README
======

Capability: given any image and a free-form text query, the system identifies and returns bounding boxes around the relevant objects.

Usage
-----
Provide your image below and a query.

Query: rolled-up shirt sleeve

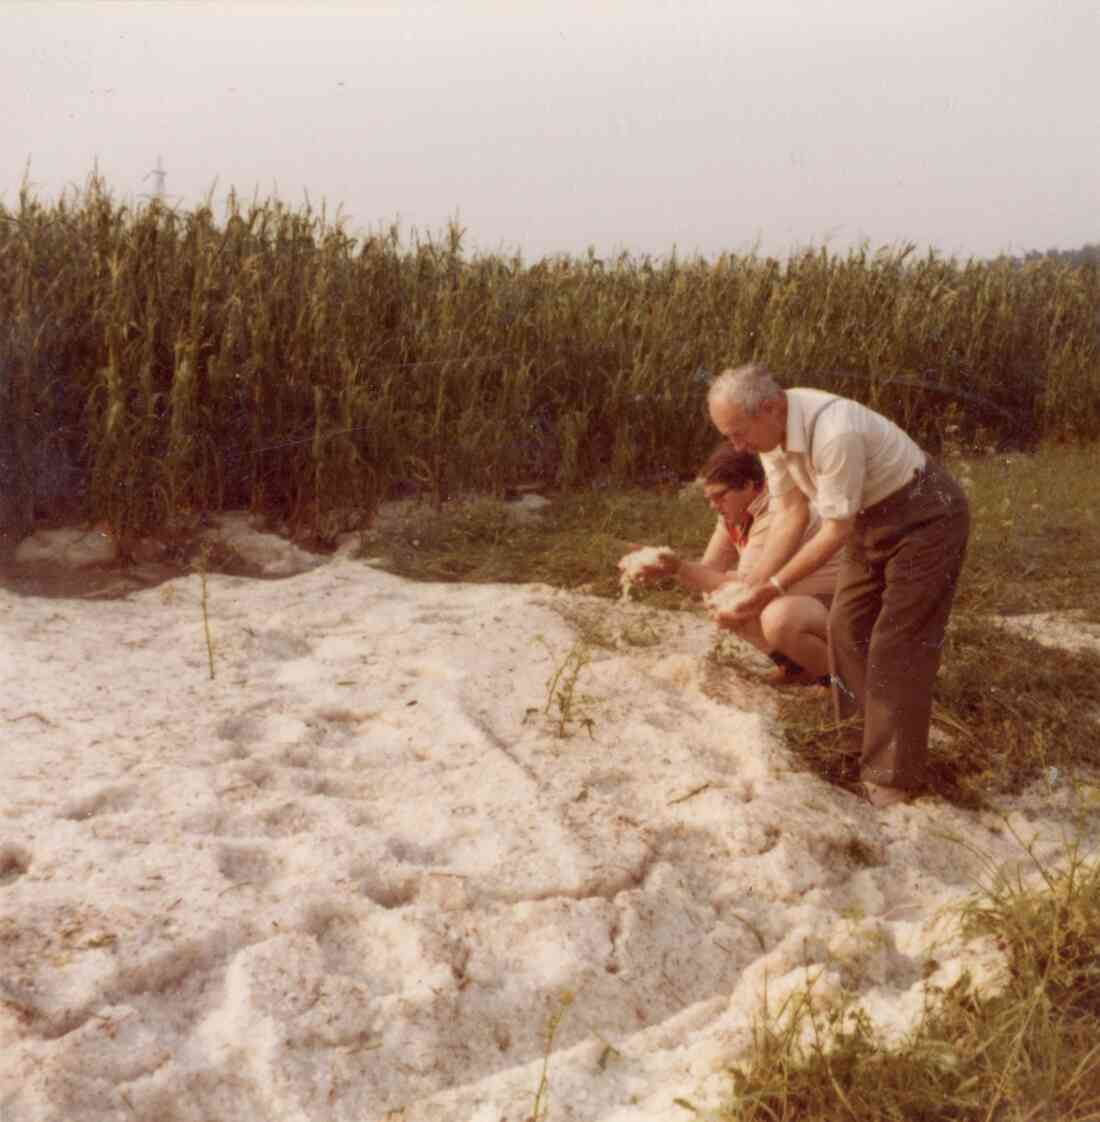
[812,433,865,519]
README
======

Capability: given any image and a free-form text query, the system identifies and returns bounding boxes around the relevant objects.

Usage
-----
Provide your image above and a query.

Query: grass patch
[949,445,1100,619]
[707,843,1100,1122]
[777,614,1100,808]
[930,617,1100,799]
[361,486,714,604]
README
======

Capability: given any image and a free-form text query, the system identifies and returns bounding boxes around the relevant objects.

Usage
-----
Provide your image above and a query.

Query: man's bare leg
[759,596,830,681]
[727,597,830,685]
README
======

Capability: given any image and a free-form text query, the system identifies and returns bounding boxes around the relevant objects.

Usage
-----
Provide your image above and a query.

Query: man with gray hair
[707,363,969,808]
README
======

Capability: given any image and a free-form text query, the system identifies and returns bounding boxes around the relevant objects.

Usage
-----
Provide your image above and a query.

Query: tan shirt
[725,490,840,599]
[760,389,926,520]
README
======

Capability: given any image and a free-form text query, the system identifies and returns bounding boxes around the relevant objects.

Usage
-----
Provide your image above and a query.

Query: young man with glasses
[627,443,840,687]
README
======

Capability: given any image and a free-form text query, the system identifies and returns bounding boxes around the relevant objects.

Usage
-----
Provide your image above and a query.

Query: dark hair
[699,443,765,490]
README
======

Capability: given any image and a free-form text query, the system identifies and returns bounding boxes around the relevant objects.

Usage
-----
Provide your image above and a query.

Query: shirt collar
[782,390,810,454]
[780,389,837,455]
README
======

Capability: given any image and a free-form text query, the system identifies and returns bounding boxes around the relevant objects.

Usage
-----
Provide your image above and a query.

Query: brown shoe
[764,665,829,688]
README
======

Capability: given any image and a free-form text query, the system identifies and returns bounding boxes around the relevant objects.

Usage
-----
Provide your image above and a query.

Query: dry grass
[948,446,1100,619]
[359,487,712,604]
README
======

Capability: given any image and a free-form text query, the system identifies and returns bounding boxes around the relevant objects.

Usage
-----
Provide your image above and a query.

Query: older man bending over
[707,364,969,808]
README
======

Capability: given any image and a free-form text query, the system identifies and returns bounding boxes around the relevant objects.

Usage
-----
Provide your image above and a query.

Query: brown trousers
[828,459,970,790]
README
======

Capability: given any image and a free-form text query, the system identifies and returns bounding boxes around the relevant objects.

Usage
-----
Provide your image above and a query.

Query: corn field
[2,176,1098,542]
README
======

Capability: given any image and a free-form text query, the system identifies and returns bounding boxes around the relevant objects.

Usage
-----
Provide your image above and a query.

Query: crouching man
[628,444,839,686]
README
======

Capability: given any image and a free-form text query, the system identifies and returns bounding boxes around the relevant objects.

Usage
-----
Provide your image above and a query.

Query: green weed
[543,641,594,740]
[530,991,575,1122]
[195,543,216,681]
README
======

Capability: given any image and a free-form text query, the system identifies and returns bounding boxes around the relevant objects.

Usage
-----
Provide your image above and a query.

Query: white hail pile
[618,546,675,601]
[5,520,1100,1122]
[705,579,754,616]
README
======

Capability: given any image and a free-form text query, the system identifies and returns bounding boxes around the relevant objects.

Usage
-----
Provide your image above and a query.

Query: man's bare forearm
[745,503,809,588]
[760,519,851,591]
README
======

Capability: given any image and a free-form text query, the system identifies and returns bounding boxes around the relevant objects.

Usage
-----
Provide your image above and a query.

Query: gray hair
[708,364,783,416]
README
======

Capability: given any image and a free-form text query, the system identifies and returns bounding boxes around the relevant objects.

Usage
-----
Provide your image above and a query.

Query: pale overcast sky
[4,0,1097,261]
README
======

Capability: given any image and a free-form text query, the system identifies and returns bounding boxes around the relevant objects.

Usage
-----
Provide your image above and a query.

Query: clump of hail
[618,547,675,602]
[705,579,755,617]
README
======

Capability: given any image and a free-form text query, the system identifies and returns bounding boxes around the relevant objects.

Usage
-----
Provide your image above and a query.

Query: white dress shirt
[760,389,926,520]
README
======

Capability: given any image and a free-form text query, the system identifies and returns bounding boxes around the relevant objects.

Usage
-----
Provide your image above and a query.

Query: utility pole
[142,155,167,201]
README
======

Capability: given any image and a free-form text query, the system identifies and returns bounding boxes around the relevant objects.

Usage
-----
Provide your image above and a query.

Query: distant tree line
[1012,242,1100,268]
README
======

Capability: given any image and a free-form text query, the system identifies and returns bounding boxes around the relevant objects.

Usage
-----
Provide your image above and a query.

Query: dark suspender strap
[805,396,844,465]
